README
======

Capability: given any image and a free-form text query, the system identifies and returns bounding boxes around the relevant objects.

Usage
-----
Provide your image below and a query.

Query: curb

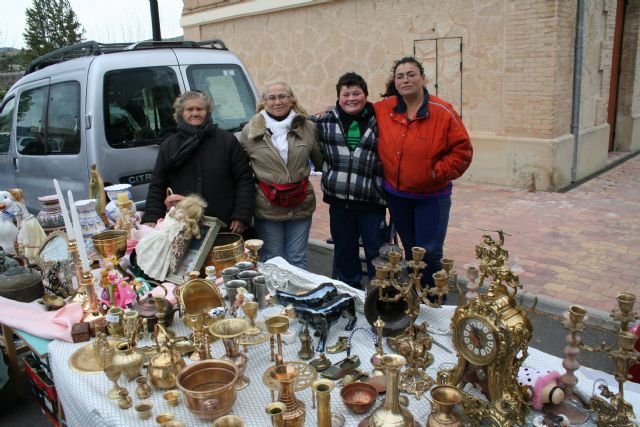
[308,239,618,331]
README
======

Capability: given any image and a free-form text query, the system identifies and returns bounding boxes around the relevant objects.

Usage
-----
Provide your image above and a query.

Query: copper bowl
[340,381,377,414]
[176,359,238,420]
[205,233,245,277]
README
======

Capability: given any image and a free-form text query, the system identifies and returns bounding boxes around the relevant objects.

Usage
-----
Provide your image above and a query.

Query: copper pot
[176,359,238,420]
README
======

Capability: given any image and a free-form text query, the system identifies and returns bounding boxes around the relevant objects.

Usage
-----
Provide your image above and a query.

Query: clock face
[454,316,498,366]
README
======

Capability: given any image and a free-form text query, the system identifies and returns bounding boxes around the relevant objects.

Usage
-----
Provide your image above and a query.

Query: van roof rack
[26,39,228,74]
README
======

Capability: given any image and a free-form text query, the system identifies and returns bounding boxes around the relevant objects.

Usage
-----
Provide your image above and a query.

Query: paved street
[309,152,640,319]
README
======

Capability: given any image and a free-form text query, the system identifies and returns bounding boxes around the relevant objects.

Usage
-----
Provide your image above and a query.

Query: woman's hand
[229,219,247,234]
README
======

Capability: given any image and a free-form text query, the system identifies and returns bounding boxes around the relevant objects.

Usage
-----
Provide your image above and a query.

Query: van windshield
[104,67,180,148]
[186,64,256,132]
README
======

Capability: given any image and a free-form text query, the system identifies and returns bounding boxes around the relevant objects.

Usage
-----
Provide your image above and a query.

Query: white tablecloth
[48,258,640,426]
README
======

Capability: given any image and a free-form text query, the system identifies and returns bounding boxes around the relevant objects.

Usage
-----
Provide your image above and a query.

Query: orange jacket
[374,92,472,193]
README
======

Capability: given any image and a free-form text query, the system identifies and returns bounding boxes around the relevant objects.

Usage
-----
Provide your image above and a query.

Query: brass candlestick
[371,317,386,376]
[244,239,264,268]
[67,238,81,297]
[465,265,480,303]
[560,305,587,402]
[80,270,99,319]
[266,315,289,365]
[184,312,211,361]
[611,292,638,332]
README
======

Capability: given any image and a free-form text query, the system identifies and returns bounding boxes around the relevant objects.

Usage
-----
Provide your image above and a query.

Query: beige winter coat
[239,112,323,221]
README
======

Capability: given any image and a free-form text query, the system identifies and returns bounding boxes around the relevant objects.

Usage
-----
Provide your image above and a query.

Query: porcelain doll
[135,195,206,281]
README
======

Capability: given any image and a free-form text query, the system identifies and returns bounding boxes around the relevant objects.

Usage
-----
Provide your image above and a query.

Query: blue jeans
[386,193,451,288]
[254,217,312,270]
[329,205,386,289]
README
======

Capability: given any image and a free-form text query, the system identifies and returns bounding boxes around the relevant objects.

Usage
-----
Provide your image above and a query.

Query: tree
[23,0,85,60]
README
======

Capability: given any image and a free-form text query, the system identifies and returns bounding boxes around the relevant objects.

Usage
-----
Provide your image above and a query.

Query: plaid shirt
[314,106,386,210]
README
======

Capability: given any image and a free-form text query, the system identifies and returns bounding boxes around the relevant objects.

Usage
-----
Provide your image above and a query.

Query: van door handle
[12,157,18,171]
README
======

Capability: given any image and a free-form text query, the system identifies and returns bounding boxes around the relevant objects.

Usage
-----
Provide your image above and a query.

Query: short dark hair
[336,72,368,98]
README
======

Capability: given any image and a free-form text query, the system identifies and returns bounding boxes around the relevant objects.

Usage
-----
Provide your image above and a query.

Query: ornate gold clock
[438,232,533,427]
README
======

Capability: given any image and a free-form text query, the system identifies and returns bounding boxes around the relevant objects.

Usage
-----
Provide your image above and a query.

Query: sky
[0,0,185,49]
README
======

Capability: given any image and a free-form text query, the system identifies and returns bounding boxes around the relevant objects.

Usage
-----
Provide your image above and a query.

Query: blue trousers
[329,205,386,289]
[254,217,312,270]
[386,193,451,288]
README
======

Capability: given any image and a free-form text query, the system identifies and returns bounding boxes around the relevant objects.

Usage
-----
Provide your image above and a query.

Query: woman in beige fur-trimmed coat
[239,82,323,269]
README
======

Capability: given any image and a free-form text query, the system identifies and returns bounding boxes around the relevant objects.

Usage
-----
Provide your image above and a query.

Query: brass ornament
[438,232,532,427]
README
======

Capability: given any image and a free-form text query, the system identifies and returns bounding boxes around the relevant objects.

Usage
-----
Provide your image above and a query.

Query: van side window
[187,65,256,132]
[17,86,48,156]
[47,82,81,155]
[0,97,15,154]
[104,67,180,148]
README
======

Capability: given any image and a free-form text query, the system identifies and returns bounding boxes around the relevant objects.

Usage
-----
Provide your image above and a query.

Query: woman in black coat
[142,91,254,234]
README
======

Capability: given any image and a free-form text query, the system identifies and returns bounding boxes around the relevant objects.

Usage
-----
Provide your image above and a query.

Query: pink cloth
[0,296,83,342]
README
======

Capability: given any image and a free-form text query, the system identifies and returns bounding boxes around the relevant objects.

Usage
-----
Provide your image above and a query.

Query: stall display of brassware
[36,194,640,427]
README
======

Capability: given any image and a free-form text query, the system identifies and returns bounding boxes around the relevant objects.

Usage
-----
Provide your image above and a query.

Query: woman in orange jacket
[374,56,472,290]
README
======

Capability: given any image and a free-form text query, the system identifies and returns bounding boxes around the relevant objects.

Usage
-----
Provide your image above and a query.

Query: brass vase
[111,341,144,381]
[426,385,463,427]
[369,354,414,427]
[269,364,306,427]
[210,318,250,390]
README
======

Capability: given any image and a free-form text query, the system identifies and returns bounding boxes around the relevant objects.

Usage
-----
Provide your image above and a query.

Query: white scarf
[261,109,295,164]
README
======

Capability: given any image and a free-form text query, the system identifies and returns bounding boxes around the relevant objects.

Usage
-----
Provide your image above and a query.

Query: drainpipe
[571,0,585,182]
[149,0,162,41]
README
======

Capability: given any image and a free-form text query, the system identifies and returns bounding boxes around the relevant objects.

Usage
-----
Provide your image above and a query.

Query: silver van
[0,40,258,210]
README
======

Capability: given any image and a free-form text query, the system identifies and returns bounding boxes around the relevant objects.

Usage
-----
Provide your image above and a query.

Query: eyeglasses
[265,94,290,102]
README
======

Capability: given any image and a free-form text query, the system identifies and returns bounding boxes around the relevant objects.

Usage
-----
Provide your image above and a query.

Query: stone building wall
[181,0,620,190]
[616,0,640,151]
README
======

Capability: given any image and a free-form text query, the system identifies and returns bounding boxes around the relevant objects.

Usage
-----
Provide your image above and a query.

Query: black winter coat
[142,128,254,227]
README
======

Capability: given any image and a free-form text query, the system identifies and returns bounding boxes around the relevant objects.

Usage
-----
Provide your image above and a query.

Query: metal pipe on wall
[571,0,585,183]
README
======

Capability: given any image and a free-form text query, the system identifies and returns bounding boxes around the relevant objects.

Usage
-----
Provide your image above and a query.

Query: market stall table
[48,259,640,426]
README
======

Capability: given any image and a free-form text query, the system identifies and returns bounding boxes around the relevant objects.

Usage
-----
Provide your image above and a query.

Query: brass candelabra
[589,293,640,427]
[370,246,457,398]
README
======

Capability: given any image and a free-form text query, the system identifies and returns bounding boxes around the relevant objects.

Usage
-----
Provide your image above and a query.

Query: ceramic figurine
[8,189,46,260]
[114,193,137,239]
[0,190,19,254]
[104,183,134,223]
[89,164,108,226]
[134,195,206,281]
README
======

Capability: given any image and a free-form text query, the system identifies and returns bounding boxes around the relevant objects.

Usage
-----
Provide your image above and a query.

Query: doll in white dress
[135,195,206,281]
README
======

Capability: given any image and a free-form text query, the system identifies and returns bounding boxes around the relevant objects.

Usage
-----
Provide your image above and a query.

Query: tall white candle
[67,190,90,271]
[53,179,74,238]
